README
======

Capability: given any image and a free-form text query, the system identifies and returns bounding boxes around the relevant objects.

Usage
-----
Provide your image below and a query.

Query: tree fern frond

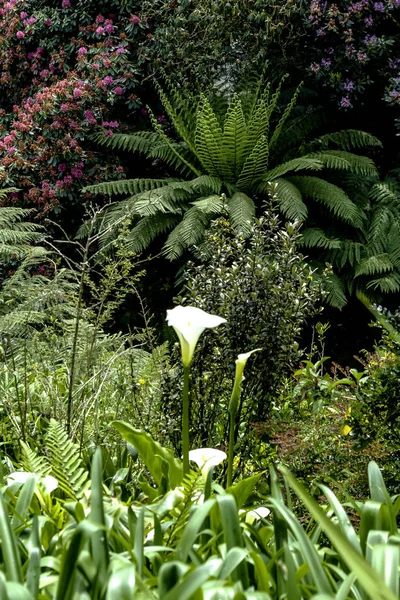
[124,214,181,254]
[369,181,400,204]
[266,74,288,119]
[315,130,382,151]
[222,95,248,180]
[154,77,197,154]
[271,178,308,221]
[195,96,231,179]
[187,175,223,194]
[90,131,161,154]
[366,273,400,293]
[227,192,255,234]
[261,157,324,182]
[305,151,377,176]
[289,176,362,225]
[83,178,177,197]
[148,108,201,177]
[46,419,88,500]
[355,254,393,277]
[322,271,347,309]
[163,207,209,259]
[237,135,269,191]
[301,228,342,250]
[269,82,303,149]
[191,195,225,214]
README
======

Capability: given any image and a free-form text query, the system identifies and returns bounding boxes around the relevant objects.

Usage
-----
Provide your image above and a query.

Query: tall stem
[227,371,243,487]
[182,365,191,475]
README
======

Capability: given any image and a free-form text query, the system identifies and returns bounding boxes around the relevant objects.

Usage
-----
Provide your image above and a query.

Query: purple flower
[340,96,352,108]
[44,18,52,26]
[140,108,149,116]
[157,115,166,123]
[373,1,385,10]
[96,26,105,34]
[102,75,113,85]
[63,175,73,186]
[27,16,36,25]
[16,31,25,40]
[71,167,83,179]
[60,103,69,112]
[344,80,355,91]
[316,28,326,36]
[7,147,16,153]
[58,163,67,172]
[364,34,378,45]
[116,47,125,54]
[78,47,88,56]
[113,86,124,95]
[105,23,114,33]
[20,11,27,18]
[321,58,331,68]
[364,15,373,26]
[73,87,82,98]
[62,0,71,8]
[130,14,140,24]
[84,109,97,123]
[95,15,105,23]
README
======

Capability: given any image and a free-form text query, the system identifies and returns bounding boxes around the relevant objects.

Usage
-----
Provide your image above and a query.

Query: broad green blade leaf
[158,562,188,598]
[26,516,40,598]
[90,448,109,593]
[176,499,216,562]
[134,507,145,578]
[371,545,400,596]
[360,501,392,553]
[0,490,22,582]
[217,494,249,588]
[106,566,136,600]
[163,558,222,600]
[12,475,36,530]
[227,473,262,509]
[218,548,248,580]
[319,484,362,555]
[112,421,183,489]
[279,465,398,600]
[368,462,397,534]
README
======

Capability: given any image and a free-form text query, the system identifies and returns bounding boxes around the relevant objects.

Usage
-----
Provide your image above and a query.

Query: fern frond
[288,176,362,225]
[270,178,308,221]
[222,95,248,180]
[90,131,161,154]
[269,82,303,149]
[315,130,382,151]
[20,442,52,476]
[322,271,347,309]
[154,77,197,154]
[366,273,400,293]
[191,195,225,214]
[187,175,223,195]
[237,135,269,191]
[195,95,231,180]
[301,228,342,250]
[167,470,204,544]
[260,157,324,182]
[46,419,88,500]
[227,192,255,234]
[123,214,181,254]
[305,151,377,176]
[83,178,176,197]
[355,254,393,277]
[163,207,209,259]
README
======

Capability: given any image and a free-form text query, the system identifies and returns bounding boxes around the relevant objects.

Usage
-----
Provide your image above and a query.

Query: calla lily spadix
[166,305,227,367]
[189,448,227,477]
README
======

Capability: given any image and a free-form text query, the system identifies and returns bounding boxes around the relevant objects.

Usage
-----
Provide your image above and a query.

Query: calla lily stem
[227,374,242,487]
[182,365,190,475]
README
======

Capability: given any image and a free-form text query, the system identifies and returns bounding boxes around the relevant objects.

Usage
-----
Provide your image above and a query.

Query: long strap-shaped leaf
[279,465,398,600]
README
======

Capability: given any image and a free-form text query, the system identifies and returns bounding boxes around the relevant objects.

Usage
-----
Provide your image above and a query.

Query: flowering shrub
[305,0,400,110]
[0,0,149,215]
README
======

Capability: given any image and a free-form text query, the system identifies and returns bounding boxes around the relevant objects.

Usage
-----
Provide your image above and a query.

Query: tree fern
[87,75,380,260]
[0,207,44,261]
[20,442,52,477]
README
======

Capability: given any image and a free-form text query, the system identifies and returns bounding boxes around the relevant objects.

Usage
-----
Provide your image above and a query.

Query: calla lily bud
[166,306,227,367]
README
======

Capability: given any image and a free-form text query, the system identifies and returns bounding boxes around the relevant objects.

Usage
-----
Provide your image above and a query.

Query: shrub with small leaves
[164,207,321,470]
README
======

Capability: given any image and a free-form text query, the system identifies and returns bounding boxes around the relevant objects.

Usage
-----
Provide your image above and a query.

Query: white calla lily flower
[166,306,226,367]
[7,471,58,494]
[189,448,227,477]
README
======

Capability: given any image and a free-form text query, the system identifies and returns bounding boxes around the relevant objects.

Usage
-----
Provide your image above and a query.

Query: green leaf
[279,465,398,600]
[112,421,183,489]
[226,473,262,509]
[106,566,136,600]
[0,490,22,582]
